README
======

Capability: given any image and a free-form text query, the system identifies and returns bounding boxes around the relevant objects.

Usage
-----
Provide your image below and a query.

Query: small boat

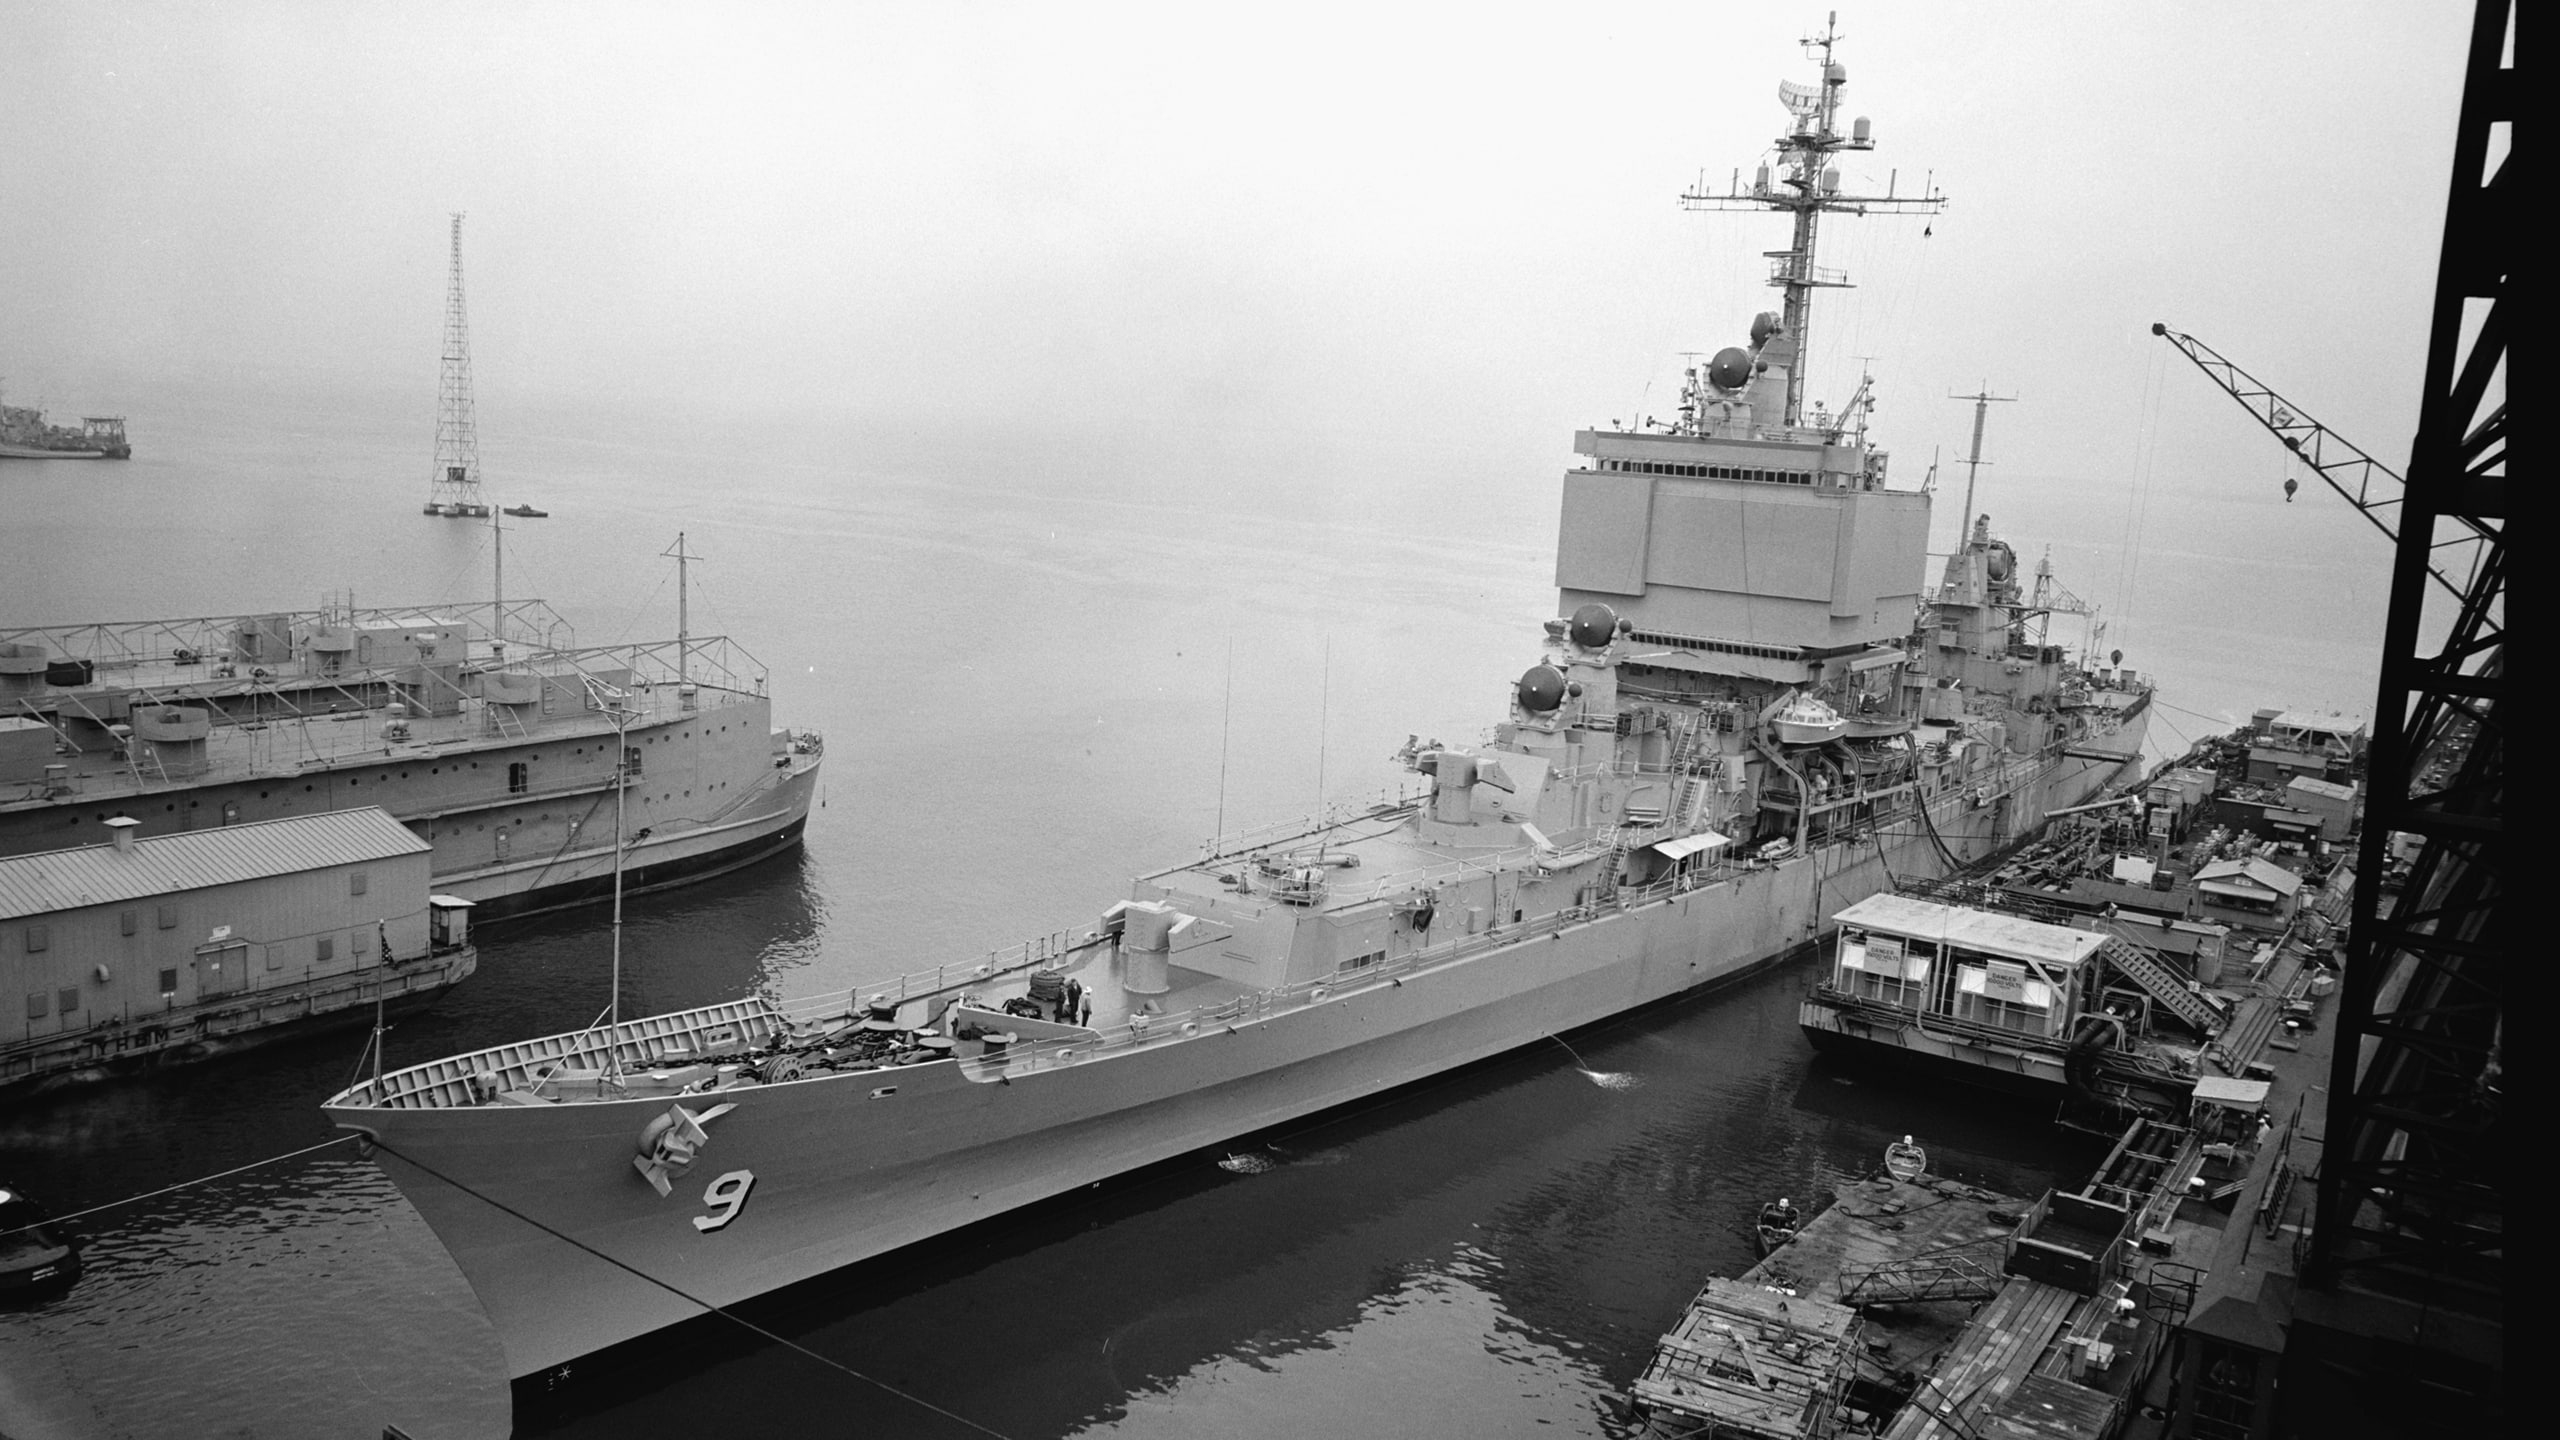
[0,1185,82,1299]
[1772,693,1849,746]
[1755,1196,1804,1254]
[1884,1135,1929,1181]
[503,504,549,518]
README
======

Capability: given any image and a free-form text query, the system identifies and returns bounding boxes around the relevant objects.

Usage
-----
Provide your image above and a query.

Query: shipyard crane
[2149,323,2498,607]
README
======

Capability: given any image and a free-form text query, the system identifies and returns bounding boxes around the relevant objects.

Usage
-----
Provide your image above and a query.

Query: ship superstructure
[325,23,2152,1383]
[0,589,823,919]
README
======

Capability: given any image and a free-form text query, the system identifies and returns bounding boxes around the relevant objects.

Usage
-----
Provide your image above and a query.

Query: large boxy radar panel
[1555,431,1930,660]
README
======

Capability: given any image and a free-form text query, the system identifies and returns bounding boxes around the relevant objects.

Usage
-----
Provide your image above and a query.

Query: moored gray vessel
[325,23,2152,1382]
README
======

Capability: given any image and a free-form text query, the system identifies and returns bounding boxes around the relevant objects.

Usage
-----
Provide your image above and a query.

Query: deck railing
[343,851,1786,1111]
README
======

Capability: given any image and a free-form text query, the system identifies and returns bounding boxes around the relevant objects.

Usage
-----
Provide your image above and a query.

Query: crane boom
[2150,323,2494,604]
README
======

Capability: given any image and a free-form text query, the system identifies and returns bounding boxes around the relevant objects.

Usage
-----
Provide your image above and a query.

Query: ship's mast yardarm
[1677,11,1946,424]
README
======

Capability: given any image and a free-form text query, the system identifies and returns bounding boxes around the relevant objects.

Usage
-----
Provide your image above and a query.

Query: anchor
[632,1101,737,1197]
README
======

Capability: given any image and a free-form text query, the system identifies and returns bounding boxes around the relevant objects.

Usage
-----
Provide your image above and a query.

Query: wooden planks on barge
[1881,1276,2078,1440]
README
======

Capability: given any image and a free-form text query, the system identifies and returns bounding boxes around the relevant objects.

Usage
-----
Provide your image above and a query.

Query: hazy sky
[5,2,2478,494]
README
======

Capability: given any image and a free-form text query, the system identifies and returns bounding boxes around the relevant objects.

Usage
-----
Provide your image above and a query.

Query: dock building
[1,807,475,1095]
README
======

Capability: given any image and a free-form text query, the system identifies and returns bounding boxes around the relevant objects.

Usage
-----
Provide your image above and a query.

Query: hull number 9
[694,1169,756,1232]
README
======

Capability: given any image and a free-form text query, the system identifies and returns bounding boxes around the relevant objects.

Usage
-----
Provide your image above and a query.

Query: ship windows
[1341,950,1385,974]
[158,969,178,995]
[21,926,46,954]
[121,909,139,936]
[24,993,45,1020]
[158,905,178,930]
[56,987,79,1017]
[350,870,369,897]
[508,762,529,794]
[315,936,335,965]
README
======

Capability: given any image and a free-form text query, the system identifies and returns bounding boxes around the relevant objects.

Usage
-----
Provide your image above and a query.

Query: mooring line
[0,1133,363,1241]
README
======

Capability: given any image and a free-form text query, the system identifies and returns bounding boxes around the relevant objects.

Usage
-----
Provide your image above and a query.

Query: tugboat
[324,20,2151,1384]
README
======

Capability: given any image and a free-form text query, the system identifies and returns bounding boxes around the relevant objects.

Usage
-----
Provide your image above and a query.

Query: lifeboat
[1772,694,1849,746]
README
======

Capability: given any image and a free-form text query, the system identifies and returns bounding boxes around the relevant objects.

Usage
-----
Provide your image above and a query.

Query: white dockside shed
[1,808,466,1075]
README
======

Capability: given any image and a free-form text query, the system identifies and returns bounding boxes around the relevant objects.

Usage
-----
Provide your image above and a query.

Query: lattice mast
[1678,12,1947,425]
[427,213,487,517]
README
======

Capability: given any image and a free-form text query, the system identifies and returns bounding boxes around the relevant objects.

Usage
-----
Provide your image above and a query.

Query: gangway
[2096,936,2226,1034]
[1834,1241,2007,1308]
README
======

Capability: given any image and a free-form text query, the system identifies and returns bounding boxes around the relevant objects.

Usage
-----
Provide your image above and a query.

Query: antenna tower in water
[426,213,489,518]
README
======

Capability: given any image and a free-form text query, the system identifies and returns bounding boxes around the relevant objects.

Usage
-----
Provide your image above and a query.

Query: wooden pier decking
[1632,1157,2212,1439]
[1745,1174,2025,1377]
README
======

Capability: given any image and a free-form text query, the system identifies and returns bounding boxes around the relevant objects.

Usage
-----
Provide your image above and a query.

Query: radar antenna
[1679,12,1947,425]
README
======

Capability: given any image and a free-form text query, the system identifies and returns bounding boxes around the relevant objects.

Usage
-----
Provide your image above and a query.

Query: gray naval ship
[326,23,2152,1381]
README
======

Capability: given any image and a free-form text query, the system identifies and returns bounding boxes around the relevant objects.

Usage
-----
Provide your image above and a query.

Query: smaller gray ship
[0,388,128,460]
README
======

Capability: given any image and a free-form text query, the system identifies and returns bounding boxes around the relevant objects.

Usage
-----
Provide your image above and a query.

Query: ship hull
[331,730,2139,1380]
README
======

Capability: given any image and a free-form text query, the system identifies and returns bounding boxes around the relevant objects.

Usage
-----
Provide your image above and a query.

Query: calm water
[0,381,2380,1437]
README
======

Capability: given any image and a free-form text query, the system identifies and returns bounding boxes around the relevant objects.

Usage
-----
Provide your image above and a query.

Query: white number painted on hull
[694,1169,756,1232]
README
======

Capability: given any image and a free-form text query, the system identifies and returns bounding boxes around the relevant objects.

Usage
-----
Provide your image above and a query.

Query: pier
[1631,1108,2260,1439]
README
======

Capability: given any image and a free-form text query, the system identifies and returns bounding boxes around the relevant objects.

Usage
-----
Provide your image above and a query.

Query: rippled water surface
[0,387,2374,1436]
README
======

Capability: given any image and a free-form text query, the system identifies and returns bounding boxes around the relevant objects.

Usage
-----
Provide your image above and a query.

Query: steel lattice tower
[2294,0,2507,1426]
[427,213,487,517]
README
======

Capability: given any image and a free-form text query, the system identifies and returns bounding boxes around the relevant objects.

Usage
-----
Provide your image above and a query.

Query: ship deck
[3,641,772,809]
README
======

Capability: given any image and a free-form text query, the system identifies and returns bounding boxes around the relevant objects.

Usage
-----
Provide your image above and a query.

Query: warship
[325,22,2151,1381]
